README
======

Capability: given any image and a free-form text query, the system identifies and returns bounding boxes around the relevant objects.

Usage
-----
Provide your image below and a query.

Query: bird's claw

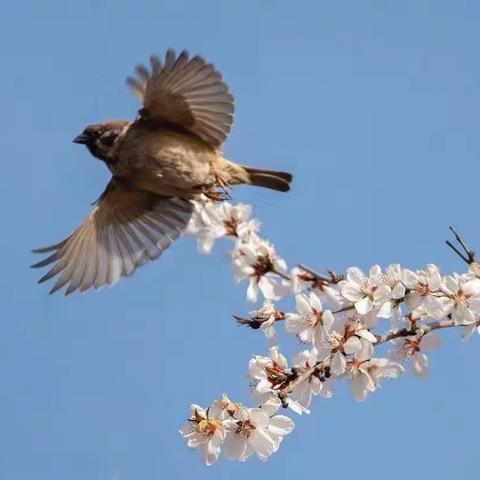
[203,189,231,202]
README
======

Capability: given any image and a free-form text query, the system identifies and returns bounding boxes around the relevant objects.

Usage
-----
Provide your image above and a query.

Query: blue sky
[1,1,480,478]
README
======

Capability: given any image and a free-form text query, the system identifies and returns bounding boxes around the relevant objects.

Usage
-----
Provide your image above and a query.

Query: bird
[32,49,292,295]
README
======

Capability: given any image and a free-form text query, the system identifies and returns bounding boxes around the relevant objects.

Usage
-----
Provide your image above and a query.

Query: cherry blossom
[179,402,227,466]
[440,275,480,324]
[382,264,406,300]
[340,266,392,317]
[346,357,404,401]
[390,332,441,378]
[285,292,334,349]
[402,264,443,315]
[223,405,294,462]
[248,346,289,400]
[196,202,260,254]
[231,238,289,302]
[318,313,377,372]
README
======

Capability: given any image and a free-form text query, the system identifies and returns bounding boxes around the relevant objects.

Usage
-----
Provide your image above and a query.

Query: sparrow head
[73,120,128,163]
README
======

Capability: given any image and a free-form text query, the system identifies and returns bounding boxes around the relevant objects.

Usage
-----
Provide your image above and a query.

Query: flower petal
[355,296,373,315]
[268,415,295,436]
[330,350,346,376]
[344,336,362,355]
[223,433,247,461]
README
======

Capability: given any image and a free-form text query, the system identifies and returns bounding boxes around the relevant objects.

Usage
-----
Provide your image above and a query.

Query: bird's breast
[111,127,218,196]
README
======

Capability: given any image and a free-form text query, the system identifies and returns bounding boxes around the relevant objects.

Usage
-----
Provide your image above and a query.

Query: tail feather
[243,166,293,192]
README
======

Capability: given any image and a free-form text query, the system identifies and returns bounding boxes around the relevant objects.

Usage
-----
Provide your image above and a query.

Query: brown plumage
[32,49,292,294]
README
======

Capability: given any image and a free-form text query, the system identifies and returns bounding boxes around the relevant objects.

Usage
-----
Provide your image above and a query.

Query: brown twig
[298,264,343,285]
[332,304,355,315]
[272,269,292,281]
[446,226,476,265]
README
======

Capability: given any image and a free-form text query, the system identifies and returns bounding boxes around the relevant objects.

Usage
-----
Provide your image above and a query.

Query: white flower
[223,405,294,462]
[440,275,480,324]
[383,264,406,300]
[183,196,214,237]
[346,357,404,401]
[365,358,404,386]
[285,292,334,349]
[390,332,441,378]
[328,324,377,400]
[318,313,377,377]
[196,202,260,254]
[329,349,347,376]
[179,402,227,466]
[231,238,289,302]
[336,329,375,397]
[402,264,443,316]
[340,266,392,316]
[377,264,406,322]
[248,346,289,399]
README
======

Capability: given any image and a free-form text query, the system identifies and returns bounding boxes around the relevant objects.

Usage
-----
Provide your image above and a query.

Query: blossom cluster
[179,394,294,465]
[180,197,480,465]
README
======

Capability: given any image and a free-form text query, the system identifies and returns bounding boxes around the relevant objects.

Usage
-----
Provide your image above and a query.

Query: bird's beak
[73,134,88,144]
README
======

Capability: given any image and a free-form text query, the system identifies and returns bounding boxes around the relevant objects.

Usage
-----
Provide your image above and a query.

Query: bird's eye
[84,128,100,139]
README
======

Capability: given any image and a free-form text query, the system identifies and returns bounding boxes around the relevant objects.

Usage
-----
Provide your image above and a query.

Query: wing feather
[32,180,193,294]
[127,49,234,147]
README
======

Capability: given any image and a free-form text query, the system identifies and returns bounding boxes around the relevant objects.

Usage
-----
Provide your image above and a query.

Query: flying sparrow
[32,49,292,294]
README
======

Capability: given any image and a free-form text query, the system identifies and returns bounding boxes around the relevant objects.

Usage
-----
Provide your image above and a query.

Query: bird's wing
[31,179,193,295]
[127,49,234,148]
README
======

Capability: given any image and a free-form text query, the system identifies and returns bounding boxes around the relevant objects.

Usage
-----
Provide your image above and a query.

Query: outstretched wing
[127,49,234,148]
[32,179,193,295]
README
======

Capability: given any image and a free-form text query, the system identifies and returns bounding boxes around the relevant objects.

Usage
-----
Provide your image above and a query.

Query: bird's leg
[214,171,232,198]
[201,171,232,202]
[202,187,231,202]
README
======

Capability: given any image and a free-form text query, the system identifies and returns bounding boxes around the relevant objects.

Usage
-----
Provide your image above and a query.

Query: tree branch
[277,318,473,403]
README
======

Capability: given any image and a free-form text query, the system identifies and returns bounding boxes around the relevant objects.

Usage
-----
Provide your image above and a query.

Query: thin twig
[445,241,470,264]
[298,264,332,284]
[332,304,355,315]
[298,264,343,285]
[273,269,292,281]
[446,226,476,264]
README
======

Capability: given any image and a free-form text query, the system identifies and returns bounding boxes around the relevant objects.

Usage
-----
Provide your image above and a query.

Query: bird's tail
[243,166,293,192]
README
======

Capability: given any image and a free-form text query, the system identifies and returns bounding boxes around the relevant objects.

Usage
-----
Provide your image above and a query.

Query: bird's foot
[213,172,232,195]
[202,187,231,202]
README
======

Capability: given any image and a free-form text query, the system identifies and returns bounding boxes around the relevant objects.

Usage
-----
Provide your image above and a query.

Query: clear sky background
[1,1,479,478]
